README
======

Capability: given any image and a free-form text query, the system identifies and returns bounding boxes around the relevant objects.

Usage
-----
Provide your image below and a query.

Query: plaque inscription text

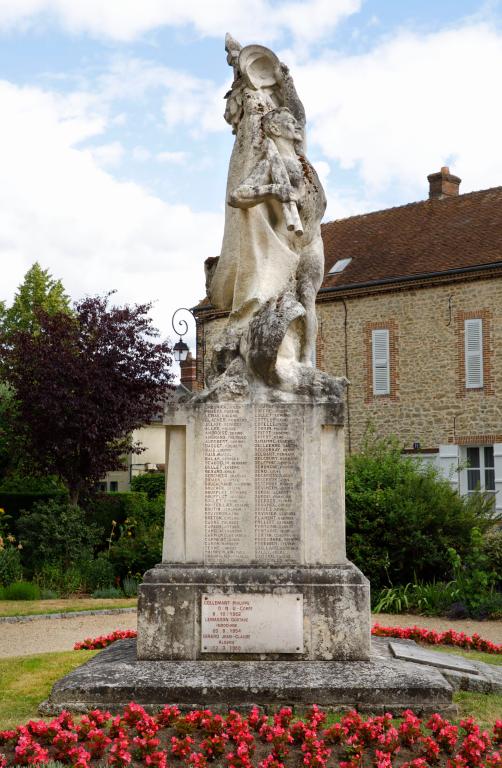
[201,593,304,653]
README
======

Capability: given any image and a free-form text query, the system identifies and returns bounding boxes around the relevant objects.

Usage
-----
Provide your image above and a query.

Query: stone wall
[196,274,502,453]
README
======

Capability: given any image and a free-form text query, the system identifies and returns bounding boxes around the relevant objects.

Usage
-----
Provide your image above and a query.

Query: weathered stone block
[40,638,455,717]
[137,564,371,661]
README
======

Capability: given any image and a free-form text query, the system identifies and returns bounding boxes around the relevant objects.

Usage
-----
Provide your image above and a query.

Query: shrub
[447,527,501,617]
[482,527,502,587]
[81,555,116,592]
[34,562,86,597]
[3,580,40,600]
[0,537,23,587]
[40,588,59,599]
[345,433,497,591]
[373,527,502,618]
[373,581,457,615]
[131,472,165,499]
[0,491,68,535]
[85,492,153,542]
[108,494,164,579]
[92,587,123,599]
[122,575,139,597]
[17,499,100,576]
[0,473,64,493]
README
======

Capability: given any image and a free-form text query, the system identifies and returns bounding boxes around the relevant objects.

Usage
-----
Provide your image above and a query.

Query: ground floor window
[466,445,495,495]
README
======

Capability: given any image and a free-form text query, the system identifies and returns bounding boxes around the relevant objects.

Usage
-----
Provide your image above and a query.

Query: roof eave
[319,260,502,296]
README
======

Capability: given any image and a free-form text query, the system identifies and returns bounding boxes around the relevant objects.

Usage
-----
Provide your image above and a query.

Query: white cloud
[312,159,331,192]
[0,79,222,339]
[294,22,502,201]
[93,56,228,137]
[0,0,360,44]
[157,151,189,164]
[132,146,152,162]
[87,140,124,168]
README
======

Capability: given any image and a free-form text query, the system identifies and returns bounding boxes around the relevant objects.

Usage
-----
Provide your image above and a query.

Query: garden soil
[0,611,500,658]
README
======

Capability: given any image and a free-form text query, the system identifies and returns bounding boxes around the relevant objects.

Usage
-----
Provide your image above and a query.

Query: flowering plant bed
[74,631,137,651]
[74,626,502,655]
[0,704,500,767]
[371,625,502,655]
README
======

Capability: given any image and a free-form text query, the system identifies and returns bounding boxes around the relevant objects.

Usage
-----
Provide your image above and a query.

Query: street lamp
[171,307,194,363]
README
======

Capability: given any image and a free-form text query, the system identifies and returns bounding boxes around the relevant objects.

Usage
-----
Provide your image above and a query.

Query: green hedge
[86,492,154,541]
[345,435,496,592]
[131,473,165,499]
[0,491,68,534]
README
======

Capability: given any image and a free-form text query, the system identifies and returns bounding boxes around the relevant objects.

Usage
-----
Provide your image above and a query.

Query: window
[372,328,390,395]
[466,446,495,495]
[464,318,483,388]
[109,481,118,492]
[328,257,352,274]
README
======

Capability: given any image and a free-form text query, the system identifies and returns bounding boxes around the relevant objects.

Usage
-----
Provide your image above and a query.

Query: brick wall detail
[449,434,502,445]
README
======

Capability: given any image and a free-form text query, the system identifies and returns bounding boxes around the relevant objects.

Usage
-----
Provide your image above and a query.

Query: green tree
[0,264,71,481]
[2,295,173,503]
[0,262,71,337]
[0,382,19,478]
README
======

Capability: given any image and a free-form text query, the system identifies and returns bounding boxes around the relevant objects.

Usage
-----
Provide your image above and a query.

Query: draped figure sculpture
[205,35,341,399]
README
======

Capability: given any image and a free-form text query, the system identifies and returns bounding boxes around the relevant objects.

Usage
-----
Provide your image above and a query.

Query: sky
[0,0,501,355]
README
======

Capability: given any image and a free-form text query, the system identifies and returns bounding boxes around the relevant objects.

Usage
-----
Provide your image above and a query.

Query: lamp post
[171,307,194,363]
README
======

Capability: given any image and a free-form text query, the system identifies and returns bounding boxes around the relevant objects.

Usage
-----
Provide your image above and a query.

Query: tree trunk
[69,486,80,506]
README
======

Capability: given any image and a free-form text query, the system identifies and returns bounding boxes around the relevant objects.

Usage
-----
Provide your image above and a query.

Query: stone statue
[204,35,343,401]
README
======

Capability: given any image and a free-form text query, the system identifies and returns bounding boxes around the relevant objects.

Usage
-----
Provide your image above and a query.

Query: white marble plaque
[203,404,304,566]
[255,405,303,563]
[201,593,304,653]
[204,404,254,564]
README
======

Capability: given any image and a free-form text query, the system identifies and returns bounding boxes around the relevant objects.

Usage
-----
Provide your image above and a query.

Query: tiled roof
[321,186,502,291]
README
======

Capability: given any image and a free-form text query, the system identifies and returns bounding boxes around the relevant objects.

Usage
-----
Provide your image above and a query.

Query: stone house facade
[194,168,502,516]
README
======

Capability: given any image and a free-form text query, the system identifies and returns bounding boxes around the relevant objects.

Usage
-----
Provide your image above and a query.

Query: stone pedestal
[137,398,371,662]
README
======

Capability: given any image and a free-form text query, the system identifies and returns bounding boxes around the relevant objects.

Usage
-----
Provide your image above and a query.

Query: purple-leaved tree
[2,294,174,503]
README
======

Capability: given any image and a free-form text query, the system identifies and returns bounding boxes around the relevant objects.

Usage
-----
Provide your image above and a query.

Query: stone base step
[40,638,456,717]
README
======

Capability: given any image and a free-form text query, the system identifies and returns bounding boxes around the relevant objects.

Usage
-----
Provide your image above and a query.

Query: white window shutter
[439,444,460,492]
[465,319,483,388]
[494,444,502,516]
[372,329,390,395]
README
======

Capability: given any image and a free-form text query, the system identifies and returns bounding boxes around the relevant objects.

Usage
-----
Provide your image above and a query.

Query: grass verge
[0,649,500,732]
[428,645,502,666]
[0,598,137,618]
[0,650,97,729]
[454,691,502,728]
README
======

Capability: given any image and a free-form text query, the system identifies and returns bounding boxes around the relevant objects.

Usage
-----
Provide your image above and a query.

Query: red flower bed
[0,705,500,767]
[74,631,137,651]
[372,624,502,655]
[74,626,502,655]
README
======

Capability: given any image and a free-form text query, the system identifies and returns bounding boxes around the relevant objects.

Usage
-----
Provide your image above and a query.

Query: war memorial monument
[43,35,500,716]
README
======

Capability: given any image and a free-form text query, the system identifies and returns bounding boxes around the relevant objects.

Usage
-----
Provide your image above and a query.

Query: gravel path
[0,612,137,658]
[0,610,499,659]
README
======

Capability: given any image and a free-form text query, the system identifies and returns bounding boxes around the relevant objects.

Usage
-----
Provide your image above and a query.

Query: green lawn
[430,644,502,666]
[0,649,500,731]
[454,691,502,727]
[0,597,137,618]
[0,650,97,729]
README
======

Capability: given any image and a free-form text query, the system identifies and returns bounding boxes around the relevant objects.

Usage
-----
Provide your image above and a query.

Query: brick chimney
[180,351,197,391]
[427,166,461,199]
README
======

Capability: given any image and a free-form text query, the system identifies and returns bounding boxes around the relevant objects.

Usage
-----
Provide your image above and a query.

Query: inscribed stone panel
[201,593,304,653]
